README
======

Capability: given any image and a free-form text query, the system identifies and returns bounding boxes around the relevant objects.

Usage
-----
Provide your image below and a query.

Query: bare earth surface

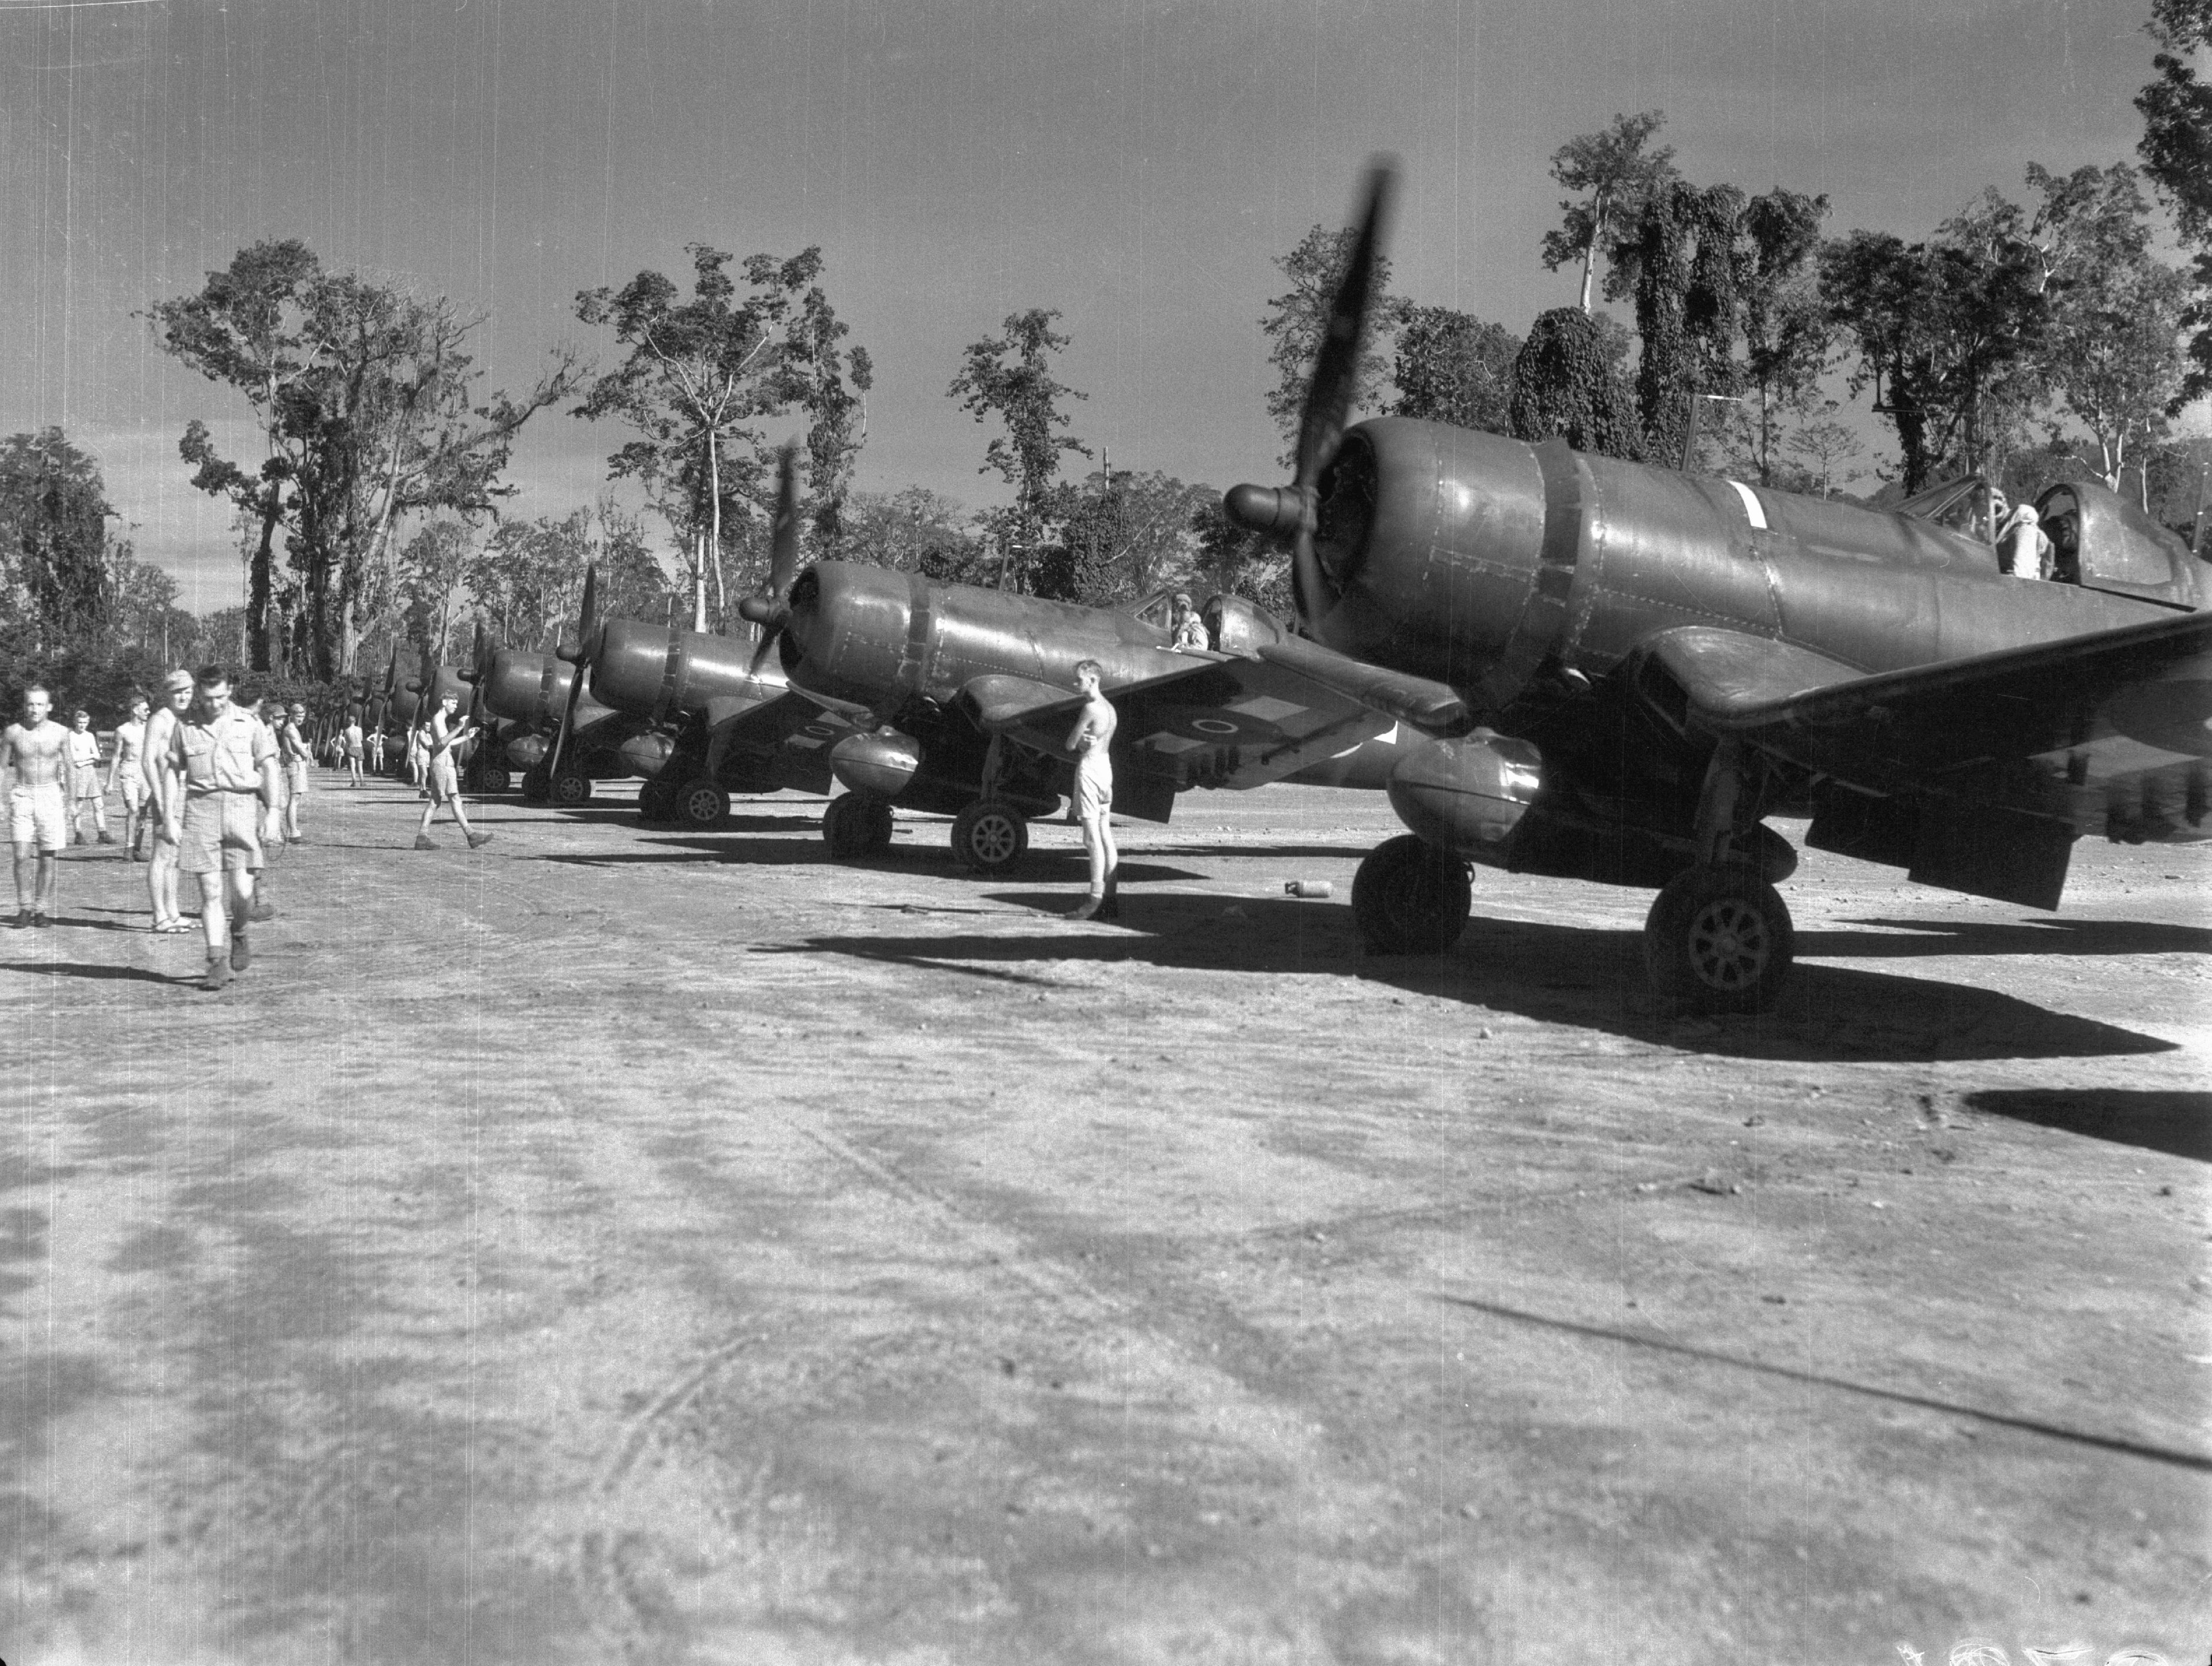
[4,772,2208,1665]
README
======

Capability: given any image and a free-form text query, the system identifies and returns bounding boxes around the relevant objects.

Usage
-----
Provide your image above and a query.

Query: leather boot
[1096,869,1121,920]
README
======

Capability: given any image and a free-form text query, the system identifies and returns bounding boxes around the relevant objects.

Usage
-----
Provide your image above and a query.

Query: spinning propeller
[545,561,600,789]
[1223,157,1396,627]
[737,442,805,675]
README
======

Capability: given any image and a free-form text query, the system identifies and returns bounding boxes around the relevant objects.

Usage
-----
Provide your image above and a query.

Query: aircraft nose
[784,562,912,706]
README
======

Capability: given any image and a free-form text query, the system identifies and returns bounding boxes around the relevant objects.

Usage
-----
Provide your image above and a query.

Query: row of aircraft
[366,163,2210,1015]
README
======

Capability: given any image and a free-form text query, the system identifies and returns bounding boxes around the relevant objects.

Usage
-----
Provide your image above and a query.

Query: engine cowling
[588,619,769,718]
[1385,730,1544,860]
[830,729,924,799]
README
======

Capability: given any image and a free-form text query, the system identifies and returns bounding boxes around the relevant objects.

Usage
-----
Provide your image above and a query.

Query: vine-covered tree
[1628,181,1748,467]
[0,429,117,658]
[1259,226,1407,466]
[1390,307,1521,434]
[2136,0,2212,404]
[1728,190,1833,485]
[948,308,1091,591]
[840,486,971,574]
[1539,110,1678,313]
[575,246,870,631]
[1508,308,1643,461]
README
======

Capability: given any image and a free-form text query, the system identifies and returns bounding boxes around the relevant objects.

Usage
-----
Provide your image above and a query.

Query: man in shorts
[3,685,69,926]
[415,691,492,850]
[367,724,386,775]
[343,714,365,786]
[165,667,279,991]
[141,670,194,932]
[65,708,112,846]
[278,701,313,842]
[1063,658,1120,920]
[108,694,153,859]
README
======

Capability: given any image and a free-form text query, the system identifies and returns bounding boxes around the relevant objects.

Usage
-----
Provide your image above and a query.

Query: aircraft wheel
[477,765,512,796]
[1644,866,1794,1014]
[950,799,1028,875]
[550,769,592,806]
[822,794,876,860]
[1353,834,1471,954]
[673,777,730,830]
[520,766,551,803]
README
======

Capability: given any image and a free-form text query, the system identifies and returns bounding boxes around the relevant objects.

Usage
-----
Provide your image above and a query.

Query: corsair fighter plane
[1217,162,2211,1012]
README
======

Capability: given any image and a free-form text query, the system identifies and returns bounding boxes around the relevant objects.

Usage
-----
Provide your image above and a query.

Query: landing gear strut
[1643,738,1796,1012]
[1352,834,1471,954]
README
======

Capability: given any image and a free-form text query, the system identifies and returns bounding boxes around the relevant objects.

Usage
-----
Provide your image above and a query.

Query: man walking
[108,694,152,859]
[415,690,493,850]
[3,685,69,926]
[141,670,194,932]
[65,709,112,846]
[1063,658,1120,921]
[165,667,278,991]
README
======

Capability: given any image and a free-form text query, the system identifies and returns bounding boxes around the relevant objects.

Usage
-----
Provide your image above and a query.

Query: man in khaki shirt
[165,667,279,991]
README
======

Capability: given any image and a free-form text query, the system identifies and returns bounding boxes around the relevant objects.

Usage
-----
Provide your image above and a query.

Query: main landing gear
[1352,834,1472,955]
[1642,866,1793,1013]
[657,776,730,830]
[949,799,1028,876]
[822,792,895,859]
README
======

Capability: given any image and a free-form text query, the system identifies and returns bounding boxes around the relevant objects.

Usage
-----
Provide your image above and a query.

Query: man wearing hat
[1998,502,2052,579]
[165,665,279,990]
[1168,592,1208,653]
[140,670,196,932]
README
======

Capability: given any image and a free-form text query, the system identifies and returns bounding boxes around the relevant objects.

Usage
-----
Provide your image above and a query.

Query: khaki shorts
[178,790,264,875]
[9,782,66,853]
[286,760,309,795]
[1074,767,1112,822]
[428,754,459,803]
[120,774,148,810]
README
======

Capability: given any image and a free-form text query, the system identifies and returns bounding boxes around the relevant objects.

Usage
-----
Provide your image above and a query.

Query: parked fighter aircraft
[1218,162,2210,1012]
[736,452,1412,872]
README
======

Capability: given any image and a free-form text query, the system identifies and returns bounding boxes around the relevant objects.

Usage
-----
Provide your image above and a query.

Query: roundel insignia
[1190,718,1240,736]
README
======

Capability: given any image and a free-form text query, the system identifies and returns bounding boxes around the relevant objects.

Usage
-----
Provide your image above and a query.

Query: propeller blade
[547,562,600,788]
[744,442,803,675]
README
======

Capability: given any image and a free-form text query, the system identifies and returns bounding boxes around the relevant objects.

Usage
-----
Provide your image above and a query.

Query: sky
[0,0,2175,614]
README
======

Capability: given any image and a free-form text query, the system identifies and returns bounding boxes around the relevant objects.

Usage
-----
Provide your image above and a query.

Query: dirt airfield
[4,771,2208,1665]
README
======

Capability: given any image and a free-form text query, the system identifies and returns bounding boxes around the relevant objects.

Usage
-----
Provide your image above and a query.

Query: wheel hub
[1688,899,1768,989]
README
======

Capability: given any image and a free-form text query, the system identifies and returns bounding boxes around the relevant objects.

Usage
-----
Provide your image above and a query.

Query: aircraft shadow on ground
[531,839,1208,883]
[763,892,2176,1065]
[0,959,190,986]
[1958,1088,2212,1163]
[1797,916,2212,959]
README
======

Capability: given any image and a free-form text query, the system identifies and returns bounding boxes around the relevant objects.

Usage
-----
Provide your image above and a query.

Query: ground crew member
[415,691,492,850]
[279,702,313,842]
[343,715,365,786]
[1064,658,1119,920]
[3,684,69,926]
[142,670,194,932]
[1169,593,1208,652]
[108,694,152,859]
[167,667,279,991]
[65,709,111,846]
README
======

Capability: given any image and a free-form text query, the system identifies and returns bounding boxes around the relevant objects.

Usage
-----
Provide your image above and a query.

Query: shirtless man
[367,726,386,775]
[343,715,365,786]
[141,670,194,932]
[4,685,69,925]
[1063,658,1120,921]
[166,666,279,991]
[415,691,493,850]
[65,709,112,846]
[279,701,313,842]
[108,694,152,859]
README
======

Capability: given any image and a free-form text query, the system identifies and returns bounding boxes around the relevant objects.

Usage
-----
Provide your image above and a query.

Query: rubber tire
[520,766,551,803]
[550,770,592,806]
[636,780,674,823]
[673,777,731,830]
[822,794,877,860]
[1352,834,1472,955]
[477,766,512,796]
[949,799,1028,876]
[1644,866,1795,1014]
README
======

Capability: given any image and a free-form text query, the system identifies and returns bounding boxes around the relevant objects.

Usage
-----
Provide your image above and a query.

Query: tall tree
[0,429,117,657]
[840,485,971,573]
[948,308,1091,591]
[2047,255,2193,502]
[151,240,575,676]
[1628,180,1748,467]
[396,520,475,664]
[2136,0,2212,404]
[575,245,870,631]
[1390,307,1521,434]
[1540,110,1678,313]
[1259,226,1406,467]
[1729,190,1833,485]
